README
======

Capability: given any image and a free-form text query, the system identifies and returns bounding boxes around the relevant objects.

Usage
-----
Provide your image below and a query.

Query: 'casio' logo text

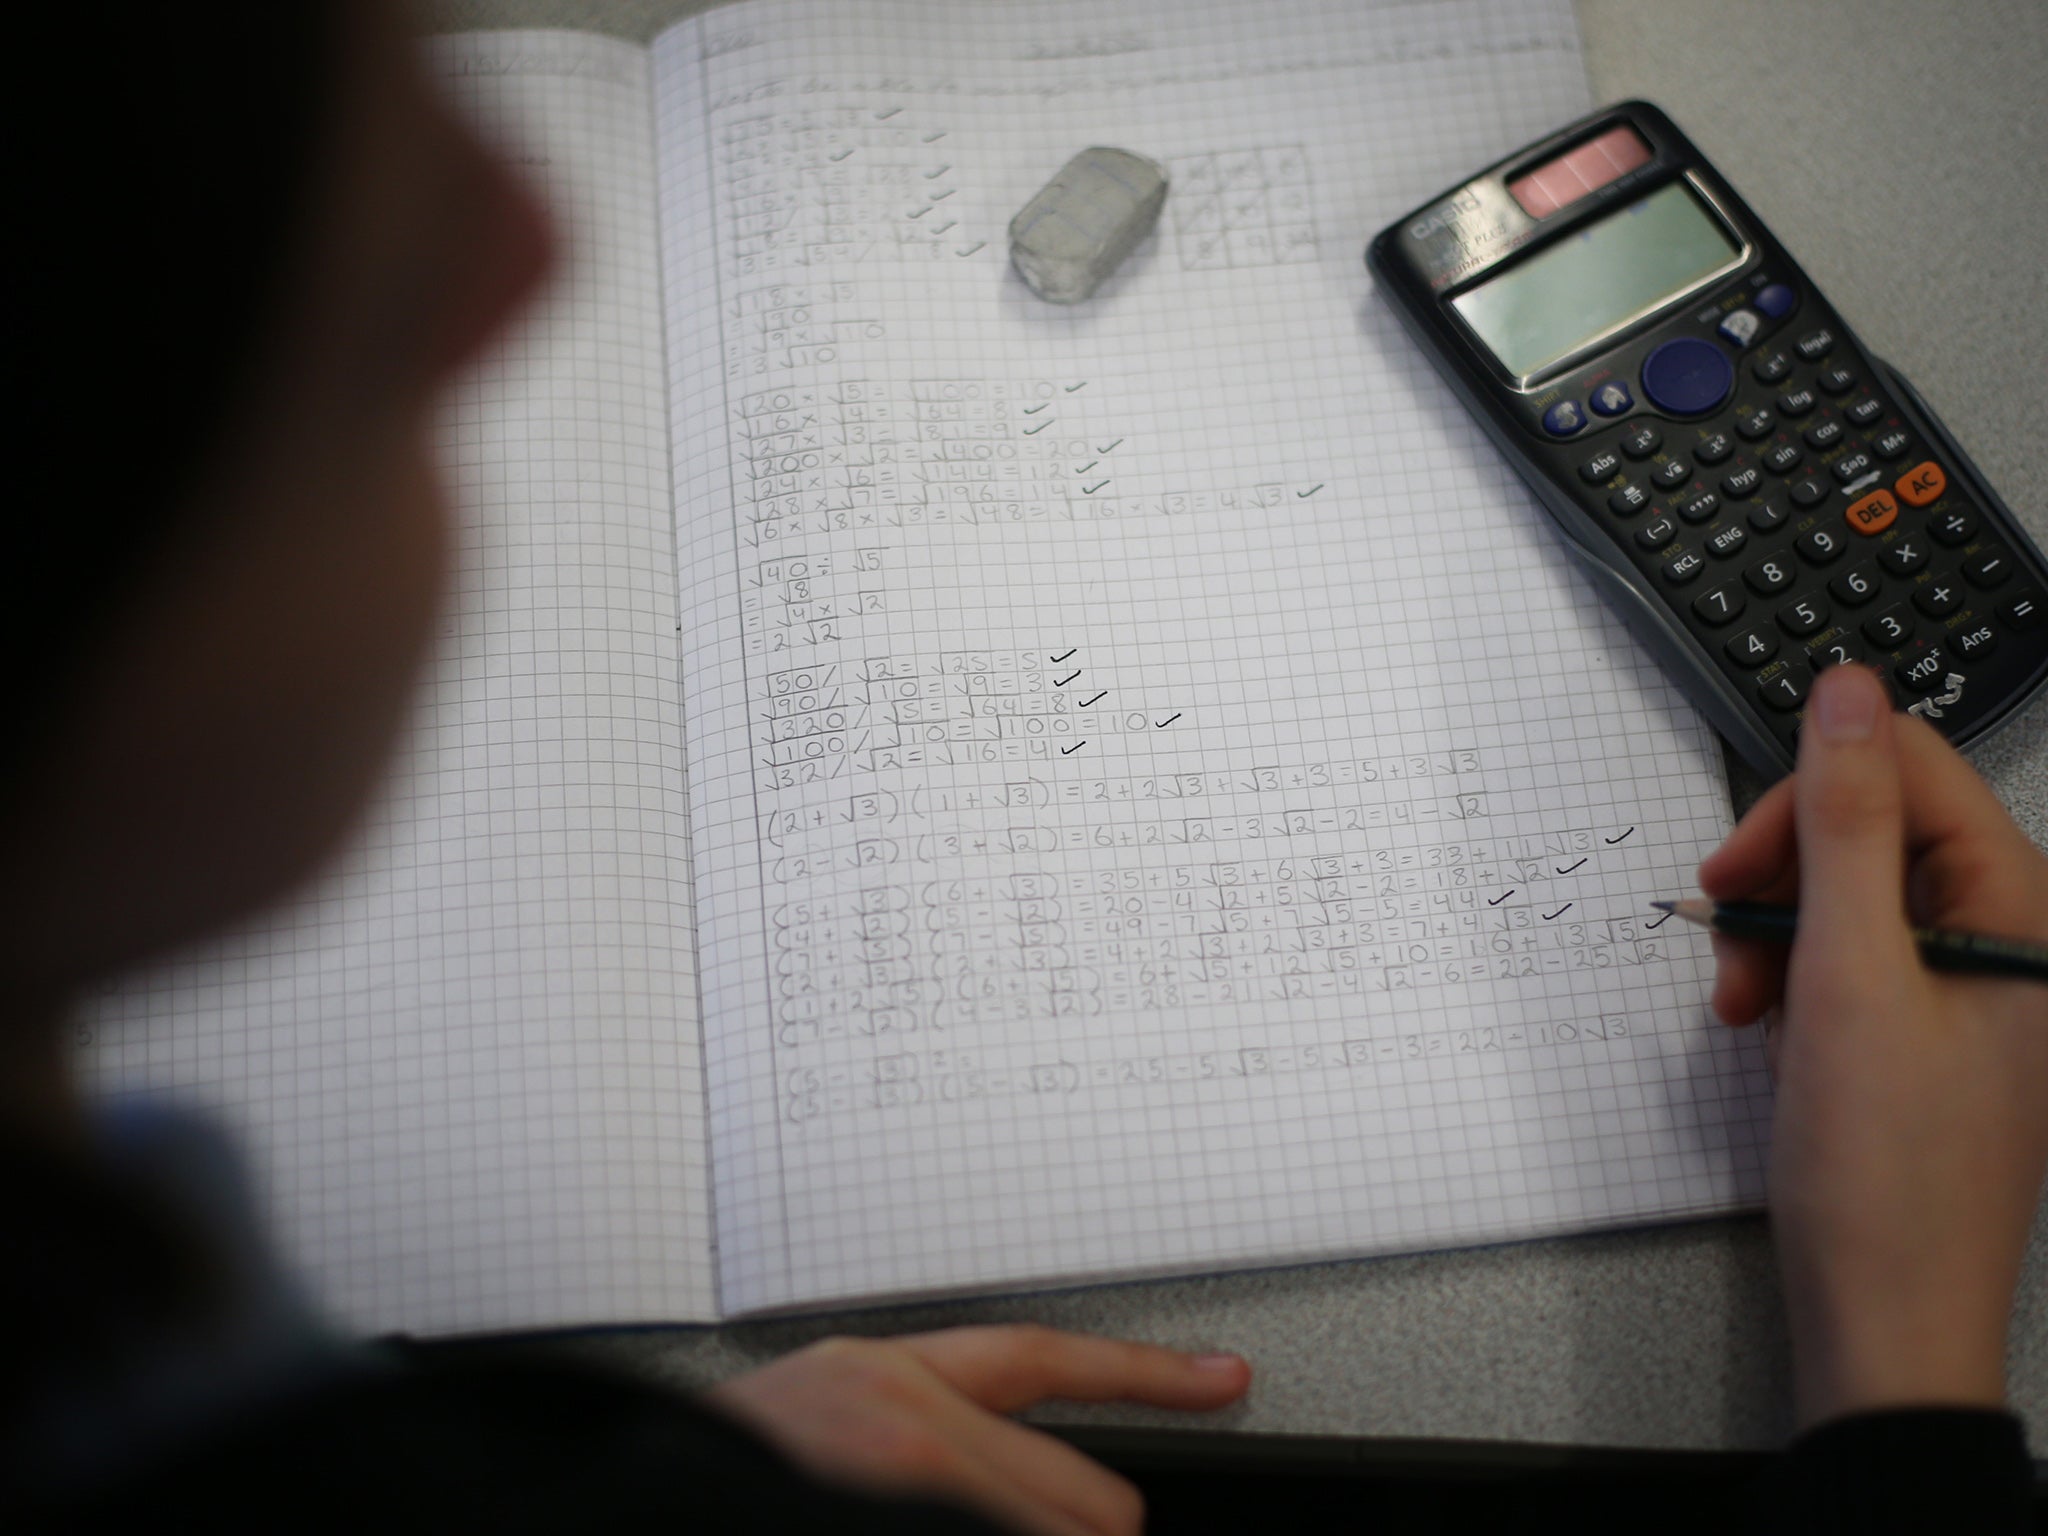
[1410,188,1482,242]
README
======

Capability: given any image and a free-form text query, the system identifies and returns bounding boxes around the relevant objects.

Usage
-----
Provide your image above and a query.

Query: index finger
[1698,715,2042,926]
[894,1326,1250,1415]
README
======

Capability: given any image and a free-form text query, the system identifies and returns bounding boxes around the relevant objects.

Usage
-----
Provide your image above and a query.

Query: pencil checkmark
[1056,670,1081,687]
[1050,649,1076,663]
[1488,890,1514,905]
[1542,903,1572,921]
[1555,858,1587,875]
[1081,691,1107,707]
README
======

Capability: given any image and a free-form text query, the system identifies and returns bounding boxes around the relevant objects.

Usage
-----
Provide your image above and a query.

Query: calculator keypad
[1561,281,2048,758]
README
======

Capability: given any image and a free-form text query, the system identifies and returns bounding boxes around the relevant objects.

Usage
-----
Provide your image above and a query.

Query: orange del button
[1845,488,1899,535]
[1896,460,1947,507]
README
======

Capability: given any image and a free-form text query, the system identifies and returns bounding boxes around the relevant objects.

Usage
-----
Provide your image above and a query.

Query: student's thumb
[1790,665,1910,967]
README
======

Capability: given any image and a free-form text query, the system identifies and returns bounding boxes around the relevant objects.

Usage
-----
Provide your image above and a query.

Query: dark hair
[8,5,335,786]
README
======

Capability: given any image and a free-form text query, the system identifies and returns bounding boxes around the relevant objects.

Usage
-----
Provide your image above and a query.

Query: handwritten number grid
[658,0,1770,1315]
[85,35,719,1333]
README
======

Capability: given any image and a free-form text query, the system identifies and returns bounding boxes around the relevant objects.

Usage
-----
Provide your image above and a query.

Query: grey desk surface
[430,0,2048,1450]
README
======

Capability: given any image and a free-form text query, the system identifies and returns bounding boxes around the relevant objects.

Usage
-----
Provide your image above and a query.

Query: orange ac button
[1845,488,1899,536]
[1895,460,1946,507]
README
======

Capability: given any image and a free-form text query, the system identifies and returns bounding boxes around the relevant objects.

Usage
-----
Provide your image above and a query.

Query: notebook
[85,0,1771,1332]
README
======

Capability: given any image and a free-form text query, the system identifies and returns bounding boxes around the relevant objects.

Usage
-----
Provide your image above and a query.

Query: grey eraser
[1008,147,1169,304]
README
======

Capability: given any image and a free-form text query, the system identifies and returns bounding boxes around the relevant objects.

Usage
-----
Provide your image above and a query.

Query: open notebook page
[657,0,1772,1317]
[84,33,715,1333]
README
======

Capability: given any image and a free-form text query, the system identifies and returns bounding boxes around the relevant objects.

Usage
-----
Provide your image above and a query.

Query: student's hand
[1699,663,2048,1429]
[709,1326,1248,1536]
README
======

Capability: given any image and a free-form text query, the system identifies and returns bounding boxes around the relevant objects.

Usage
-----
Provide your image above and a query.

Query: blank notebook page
[85,33,716,1332]
[653,0,1773,1315]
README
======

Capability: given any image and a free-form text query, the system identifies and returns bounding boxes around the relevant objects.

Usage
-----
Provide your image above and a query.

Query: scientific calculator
[1367,101,2048,774]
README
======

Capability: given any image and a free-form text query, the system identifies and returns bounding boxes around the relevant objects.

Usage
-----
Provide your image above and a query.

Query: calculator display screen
[1450,181,1740,378]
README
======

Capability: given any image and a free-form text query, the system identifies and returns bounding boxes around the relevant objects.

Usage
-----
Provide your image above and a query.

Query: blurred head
[0,1,552,1006]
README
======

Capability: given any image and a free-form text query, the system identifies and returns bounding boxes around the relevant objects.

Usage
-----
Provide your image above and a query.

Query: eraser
[1008,147,1168,304]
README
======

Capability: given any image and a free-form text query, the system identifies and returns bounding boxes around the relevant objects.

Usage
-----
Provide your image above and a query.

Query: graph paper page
[654,0,1772,1315]
[84,33,717,1332]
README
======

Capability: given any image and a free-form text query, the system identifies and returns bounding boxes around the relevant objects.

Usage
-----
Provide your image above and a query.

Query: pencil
[1652,899,2048,983]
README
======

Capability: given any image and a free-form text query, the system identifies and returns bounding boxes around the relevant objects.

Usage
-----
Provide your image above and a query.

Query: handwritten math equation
[781,1014,1640,1126]
[732,375,1304,547]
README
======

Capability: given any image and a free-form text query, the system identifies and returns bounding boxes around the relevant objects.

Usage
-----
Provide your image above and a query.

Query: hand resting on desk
[1699,662,2048,1429]
[712,1327,1249,1536]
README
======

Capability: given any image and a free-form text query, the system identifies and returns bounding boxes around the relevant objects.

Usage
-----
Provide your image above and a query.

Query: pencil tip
[1650,900,1673,913]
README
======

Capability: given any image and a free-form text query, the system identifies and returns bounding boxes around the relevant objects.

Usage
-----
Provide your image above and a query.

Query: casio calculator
[1367,101,2048,774]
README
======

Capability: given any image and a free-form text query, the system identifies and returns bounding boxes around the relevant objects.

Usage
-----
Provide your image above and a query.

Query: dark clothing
[13,1354,2038,1534]
[4,1110,2038,1532]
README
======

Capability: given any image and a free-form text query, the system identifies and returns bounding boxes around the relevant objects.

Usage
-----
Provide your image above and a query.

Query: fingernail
[1813,666,1880,742]
[1192,1353,1245,1371]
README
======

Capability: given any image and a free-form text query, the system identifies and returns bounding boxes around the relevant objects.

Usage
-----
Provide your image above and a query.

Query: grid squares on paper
[82,32,717,1334]
[652,0,1771,1318]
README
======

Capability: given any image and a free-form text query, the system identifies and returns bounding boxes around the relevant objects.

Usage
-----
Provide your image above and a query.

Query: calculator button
[1717,309,1763,347]
[1677,490,1722,524]
[1795,526,1847,565]
[1634,514,1679,551]
[1894,461,1947,507]
[1620,421,1664,458]
[1963,546,2014,588]
[2000,589,2042,631]
[1693,431,1734,465]
[1755,283,1797,318]
[1653,456,1694,489]
[1807,635,1867,671]
[1912,576,1964,618]
[1758,667,1811,711]
[1863,604,1915,648]
[1877,538,1929,577]
[1843,488,1898,536]
[1641,337,1734,415]
[1789,477,1832,509]
[1776,387,1817,418]
[1950,620,1999,662]
[1579,448,1624,484]
[1744,555,1796,595]
[1804,418,1846,452]
[1588,380,1634,416]
[1845,395,1886,427]
[1795,327,1836,361]
[1829,561,1883,606]
[1777,594,1830,636]
[1817,365,1857,394]
[1726,627,1780,667]
[1871,428,1913,461]
[1748,500,1790,533]
[1720,466,1762,499]
[1662,549,1706,584]
[1753,350,1794,384]
[1543,399,1588,436]
[1693,583,1746,625]
[1763,442,1805,475]
[1894,643,1947,693]
[1831,450,1879,488]
[1607,482,1652,516]
[1928,505,1978,546]
[1706,523,1749,560]
[1735,407,1775,441]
